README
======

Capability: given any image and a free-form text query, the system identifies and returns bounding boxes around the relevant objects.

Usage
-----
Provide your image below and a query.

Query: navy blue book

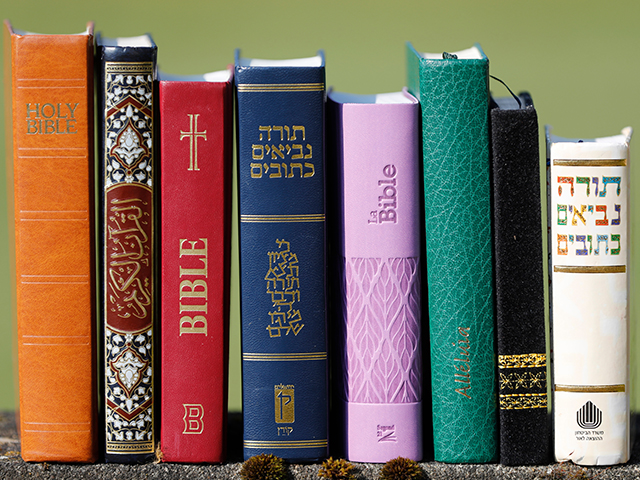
[235,51,328,461]
[96,34,157,464]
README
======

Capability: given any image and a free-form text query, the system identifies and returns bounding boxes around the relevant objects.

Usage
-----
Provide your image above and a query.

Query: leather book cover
[406,42,497,463]
[96,34,157,463]
[490,94,549,465]
[548,127,631,466]
[235,51,328,461]
[327,90,422,462]
[4,20,97,462]
[158,69,233,463]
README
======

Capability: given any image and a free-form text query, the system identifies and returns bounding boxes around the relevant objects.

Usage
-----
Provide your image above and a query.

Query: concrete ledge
[1,411,639,479]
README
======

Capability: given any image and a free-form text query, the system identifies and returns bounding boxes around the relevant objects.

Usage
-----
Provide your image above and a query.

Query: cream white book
[548,126,632,466]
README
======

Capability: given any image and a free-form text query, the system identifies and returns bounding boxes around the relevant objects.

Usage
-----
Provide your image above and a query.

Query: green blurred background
[1,0,640,414]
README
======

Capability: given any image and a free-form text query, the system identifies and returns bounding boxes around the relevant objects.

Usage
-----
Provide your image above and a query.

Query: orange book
[4,20,97,462]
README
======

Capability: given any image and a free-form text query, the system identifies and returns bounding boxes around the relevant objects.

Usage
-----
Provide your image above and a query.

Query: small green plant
[318,456,356,480]
[379,457,423,480]
[240,453,287,480]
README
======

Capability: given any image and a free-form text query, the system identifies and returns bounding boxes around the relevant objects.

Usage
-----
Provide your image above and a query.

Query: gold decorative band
[105,62,154,74]
[245,439,328,449]
[241,214,325,223]
[105,442,154,453]
[500,371,546,392]
[498,353,546,369]
[553,159,627,167]
[499,393,547,410]
[237,83,324,92]
[243,352,327,361]
[555,384,626,393]
[554,265,626,274]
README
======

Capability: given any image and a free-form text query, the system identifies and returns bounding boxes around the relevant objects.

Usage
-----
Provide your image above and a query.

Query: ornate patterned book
[490,93,549,465]
[548,127,631,466]
[406,43,497,463]
[327,90,422,462]
[158,69,233,463]
[235,51,328,461]
[96,34,157,463]
[4,20,97,463]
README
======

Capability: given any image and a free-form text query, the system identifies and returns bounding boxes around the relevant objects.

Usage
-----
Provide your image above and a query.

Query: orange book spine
[4,20,97,462]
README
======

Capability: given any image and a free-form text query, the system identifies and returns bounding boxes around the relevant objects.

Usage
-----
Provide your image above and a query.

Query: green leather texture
[406,43,497,463]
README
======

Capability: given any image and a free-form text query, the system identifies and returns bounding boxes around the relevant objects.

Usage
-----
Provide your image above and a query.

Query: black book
[490,92,550,465]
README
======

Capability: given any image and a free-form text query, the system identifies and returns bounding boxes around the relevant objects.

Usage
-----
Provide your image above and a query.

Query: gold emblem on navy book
[275,384,295,424]
[265,240,304,338]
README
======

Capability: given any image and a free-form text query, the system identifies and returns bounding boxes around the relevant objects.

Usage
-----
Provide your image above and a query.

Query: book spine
[406,44,497,463]
[159,78,232,463]
[97,43,157,463]
[549,130,630,466]
[235,63,328,461]
[490,103,549,465]
[5,22,97,463]
[329,95,422,462]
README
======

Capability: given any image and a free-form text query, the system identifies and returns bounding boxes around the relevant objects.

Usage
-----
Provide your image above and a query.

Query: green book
[406,42,497,463]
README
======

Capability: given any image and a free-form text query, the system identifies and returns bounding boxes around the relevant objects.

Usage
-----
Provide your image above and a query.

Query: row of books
[4,20,631,467]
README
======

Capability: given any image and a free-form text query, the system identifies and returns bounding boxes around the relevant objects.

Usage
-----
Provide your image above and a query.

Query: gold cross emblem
[180,114,207,171]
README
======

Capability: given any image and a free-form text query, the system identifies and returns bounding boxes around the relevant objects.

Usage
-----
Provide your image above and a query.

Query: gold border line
[553,159,626,167]
[500,393,547,398]
[237,83,324,92]
[553,265,626,274]
[243,352,327,361]
[555,384,626,393]
[240,214,324,223]
[244,440,328,448]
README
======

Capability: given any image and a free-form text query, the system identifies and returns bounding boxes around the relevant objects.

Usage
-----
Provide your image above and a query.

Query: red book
[159,69,233,463]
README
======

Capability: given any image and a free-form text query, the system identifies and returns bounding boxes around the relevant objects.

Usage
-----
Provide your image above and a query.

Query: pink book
[328,90,423,462]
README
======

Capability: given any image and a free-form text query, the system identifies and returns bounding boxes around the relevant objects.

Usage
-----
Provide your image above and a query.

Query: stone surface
[1,411,640,479]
